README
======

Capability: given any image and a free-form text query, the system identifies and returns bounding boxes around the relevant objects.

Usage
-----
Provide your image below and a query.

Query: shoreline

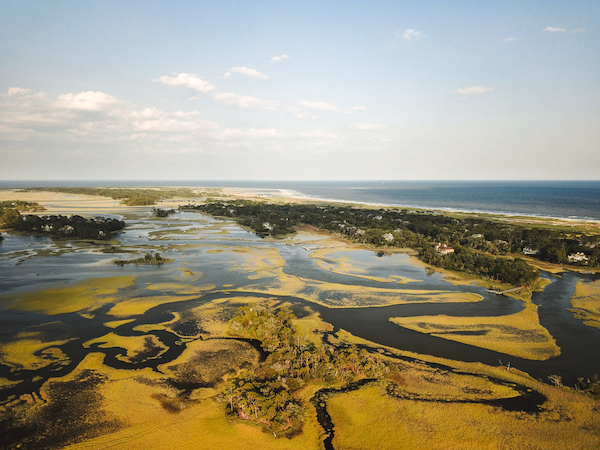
[2,186,600,231]
[219,187,600,230]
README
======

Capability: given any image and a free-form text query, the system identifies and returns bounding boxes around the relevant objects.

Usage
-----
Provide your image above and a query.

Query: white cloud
[154,73,215,94]
[220,128,278,139]
[402,29,423,40]
[345,106,366,114]
[56,91,121,110]
[213,92,280,110]
[5,87,32,97]
[230,67,268,79]
[297,101,339,111]
[1,87,218,146]
[223,72,231,78]
[544,27,565,32]
[300,131,338,139]
[287,108,317,119]
[118,107,215,133]
[270,54,289,63]
[455,86,494,96]
[504,37,517,42]
[351,123,386,130]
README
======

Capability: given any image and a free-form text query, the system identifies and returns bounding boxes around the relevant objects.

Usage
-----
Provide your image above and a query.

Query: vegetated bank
[0,204,125,241]
[220,303,404,437]
[182,200,600,286]
[220,303,600,449]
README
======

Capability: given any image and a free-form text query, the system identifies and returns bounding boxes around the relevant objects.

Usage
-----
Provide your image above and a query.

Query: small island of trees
[221,304,403,436]
[0,203,125,241]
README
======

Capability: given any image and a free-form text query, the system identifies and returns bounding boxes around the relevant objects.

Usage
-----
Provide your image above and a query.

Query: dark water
[3,180,600,220]
[313,270,600,385]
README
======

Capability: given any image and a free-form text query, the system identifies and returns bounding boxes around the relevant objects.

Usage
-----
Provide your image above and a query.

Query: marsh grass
[239,267,482,308]
[107,286,215,316]
[103,319,136,329]
[327,383,600,450]
[390,301,559,360]
[158,339,260,387]
[0,335,72,371]
[326,330,599,449]
[1,276,135,315]
[311,247,421,284]
[150,393,190,413]
[83,333,168,363]
[570,279,600,329]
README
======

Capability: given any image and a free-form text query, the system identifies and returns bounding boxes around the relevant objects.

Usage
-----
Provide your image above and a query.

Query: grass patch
[1,276,136,315]
[150,393,188,413]
[83,333,168,363]
[103,319,136,329]
[311,248,421,284]
[158,338,260,388]
[327,383,600,450]
[390,302,560,360]
[240,269,482,308]
[107,285,215,317]
[570,279,600,329]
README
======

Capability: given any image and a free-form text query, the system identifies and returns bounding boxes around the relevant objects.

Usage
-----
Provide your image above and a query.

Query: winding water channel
[1,210,600,405]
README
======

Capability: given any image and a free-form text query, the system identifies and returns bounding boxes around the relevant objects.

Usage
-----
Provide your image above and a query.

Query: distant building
[568,252,589,264]
[523,247,539,255]
[435,243,455,255]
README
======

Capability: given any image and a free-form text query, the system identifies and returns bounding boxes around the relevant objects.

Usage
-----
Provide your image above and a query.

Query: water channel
[1,209,599,402]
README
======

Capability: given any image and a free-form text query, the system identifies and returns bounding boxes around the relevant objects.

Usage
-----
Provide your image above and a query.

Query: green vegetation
[0,206,24,229]
[152,208,176,217]
[575,374,600,396]
[114,252,169,266]
[186,200,584,285]
[0,200,45,212]
[28,187,202,206]
[221,304,401,436]
[7,213,125,240]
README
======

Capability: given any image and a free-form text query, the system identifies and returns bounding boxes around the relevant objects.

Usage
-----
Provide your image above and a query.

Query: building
[568,252,589,264]
[435,243,455,255]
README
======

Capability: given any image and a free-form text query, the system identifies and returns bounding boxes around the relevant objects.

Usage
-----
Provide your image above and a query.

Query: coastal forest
[0,202,125,240]
[185,201,600,286]
[222,304,403,436]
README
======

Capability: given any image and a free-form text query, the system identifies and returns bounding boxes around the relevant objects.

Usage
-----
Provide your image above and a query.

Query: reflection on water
[1,207,600,398]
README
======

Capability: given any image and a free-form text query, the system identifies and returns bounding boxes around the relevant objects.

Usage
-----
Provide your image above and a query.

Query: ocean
[2,180,600,221]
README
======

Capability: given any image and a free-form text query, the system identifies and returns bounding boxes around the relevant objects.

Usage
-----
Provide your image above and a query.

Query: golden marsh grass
[327,383,600,450]
[389,302,560,360]
[570,279,600,329]
[1,276,135,315]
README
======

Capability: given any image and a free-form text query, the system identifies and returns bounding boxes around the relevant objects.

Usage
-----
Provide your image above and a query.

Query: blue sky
[1,1,598,180]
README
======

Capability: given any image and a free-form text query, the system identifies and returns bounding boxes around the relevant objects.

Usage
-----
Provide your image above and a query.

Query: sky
[1,1,599,181]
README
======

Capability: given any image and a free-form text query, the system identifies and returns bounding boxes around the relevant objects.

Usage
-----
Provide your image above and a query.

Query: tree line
[1,210,125,240]
[179,200,600,284]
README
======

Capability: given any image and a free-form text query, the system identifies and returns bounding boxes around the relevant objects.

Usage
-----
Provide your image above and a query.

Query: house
[568,252,589,264]
[523,247,539,255]
[435,243,455,255]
